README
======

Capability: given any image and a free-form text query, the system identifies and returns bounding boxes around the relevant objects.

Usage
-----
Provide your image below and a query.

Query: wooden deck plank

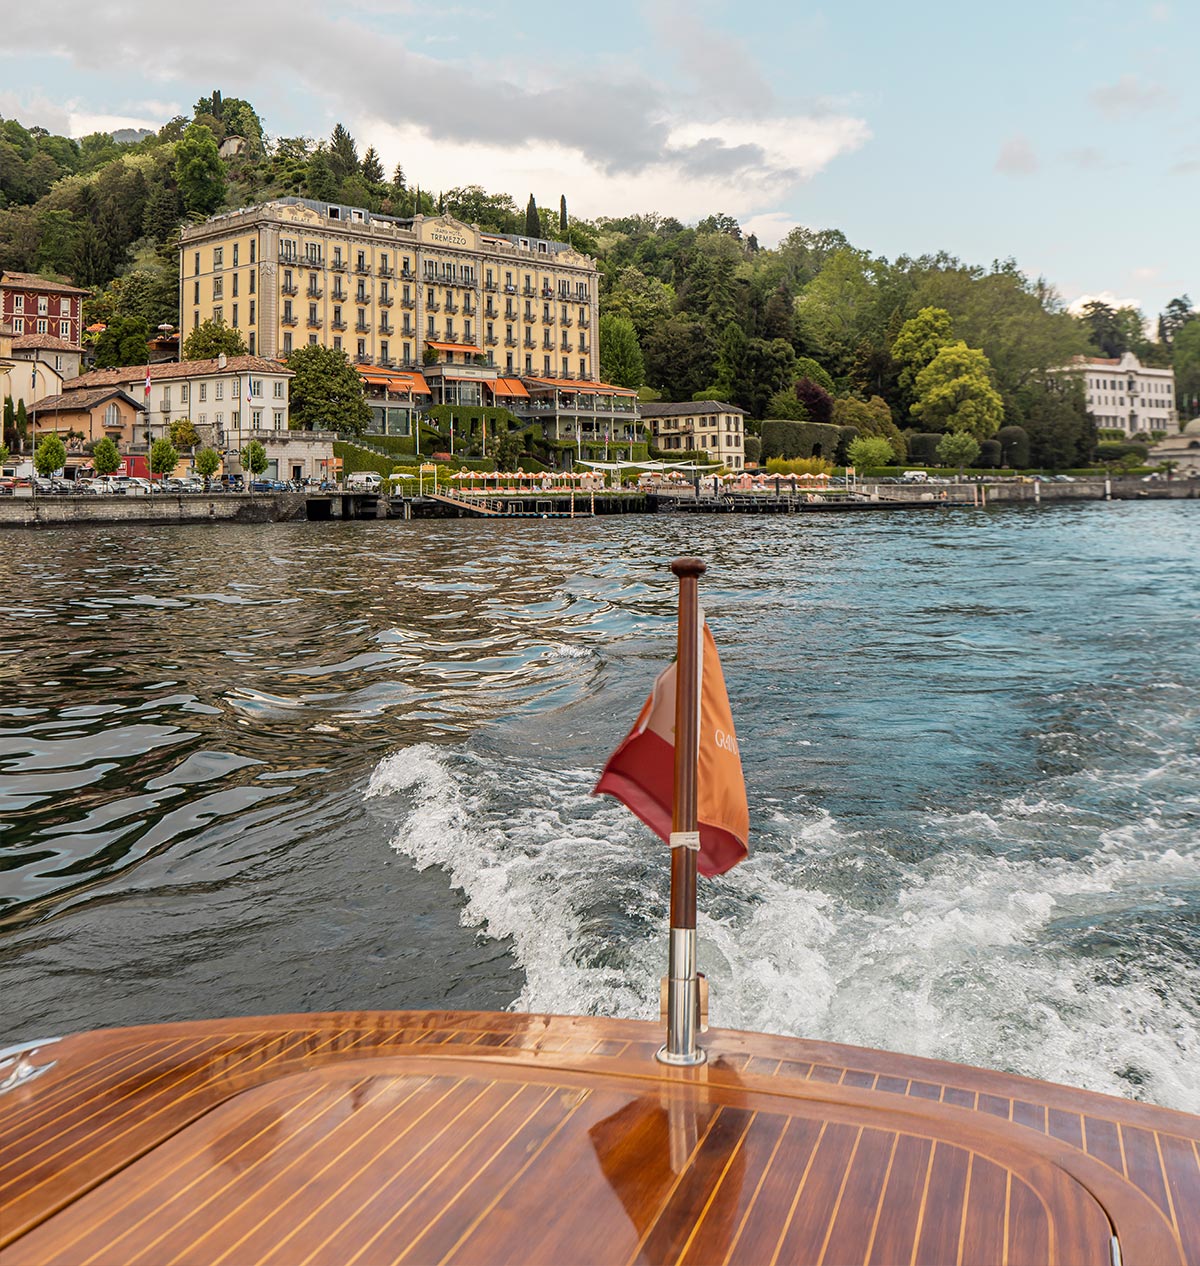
[1,1011,1196,1266]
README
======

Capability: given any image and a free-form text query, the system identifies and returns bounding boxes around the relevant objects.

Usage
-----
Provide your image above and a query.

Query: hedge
[760,419,841,461]
[333,442,396,478]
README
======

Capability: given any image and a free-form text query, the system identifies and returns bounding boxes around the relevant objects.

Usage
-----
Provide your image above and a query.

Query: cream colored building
[179,199,599,383]
[640,402,746,470]
[1063,352,1177,438]
[1148,417,1200,476]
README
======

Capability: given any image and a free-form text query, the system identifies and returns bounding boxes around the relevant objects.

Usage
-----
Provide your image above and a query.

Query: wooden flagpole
[658,555,706,1066]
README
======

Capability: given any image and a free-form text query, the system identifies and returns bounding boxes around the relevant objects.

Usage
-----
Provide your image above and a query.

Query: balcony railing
[524,338,535,349]
[579,316,591,329]
[282,314,298,326]
[379,265,393,278]
[356,322,371,333]
[331,259,347,272]
[523,285,535,296]
[281,283,298,296]
[444,301,458,314]
[278,251,298,265]
[304,254,323,268]
[307,286,323,299]
[561,316,572,327]
[579,343,590,354]
[307,317,322,329]
[332,289,346,303]
[504,284,517,294]
[463,302,475,316]
[401,297,415,309]
[426,300,440,312]
[542,339,553,350]
[332,319,347,331]
[355,262,372,274]
[505,337,517,347]
[541,287,554,298]
[379,294,393,307]
[485,335,498,346]
[560,338,571,351]
[485,280,498,291]
[380,322,393,335]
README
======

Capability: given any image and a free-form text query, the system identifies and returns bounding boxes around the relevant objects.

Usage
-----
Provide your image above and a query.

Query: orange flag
[594,623,749,876]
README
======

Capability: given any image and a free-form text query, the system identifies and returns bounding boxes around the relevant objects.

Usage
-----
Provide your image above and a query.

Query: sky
[1,0,1196,320]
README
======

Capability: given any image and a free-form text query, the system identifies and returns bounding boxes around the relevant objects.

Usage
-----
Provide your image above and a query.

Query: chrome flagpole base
[656,927,706,1066]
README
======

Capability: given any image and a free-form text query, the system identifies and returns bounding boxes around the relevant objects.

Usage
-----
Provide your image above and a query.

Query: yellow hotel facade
[178,199,600,388]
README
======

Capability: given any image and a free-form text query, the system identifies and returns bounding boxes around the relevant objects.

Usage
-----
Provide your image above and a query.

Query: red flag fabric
[594,624,748,875]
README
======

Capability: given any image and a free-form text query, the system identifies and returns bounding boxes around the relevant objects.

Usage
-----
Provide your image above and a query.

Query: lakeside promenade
[0,477,1195,530]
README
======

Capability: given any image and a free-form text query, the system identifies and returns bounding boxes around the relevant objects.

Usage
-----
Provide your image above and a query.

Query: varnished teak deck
[1,1012,1197,1264]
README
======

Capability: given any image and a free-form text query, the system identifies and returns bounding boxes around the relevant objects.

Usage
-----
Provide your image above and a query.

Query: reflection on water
[1,506,1198,1112]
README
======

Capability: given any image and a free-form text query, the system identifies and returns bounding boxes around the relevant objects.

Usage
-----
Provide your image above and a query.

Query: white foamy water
[367,739,1200,1114]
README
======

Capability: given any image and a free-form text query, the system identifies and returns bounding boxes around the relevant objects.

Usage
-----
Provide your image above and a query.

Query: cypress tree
[525,194,539,238]
[559,195,568,236]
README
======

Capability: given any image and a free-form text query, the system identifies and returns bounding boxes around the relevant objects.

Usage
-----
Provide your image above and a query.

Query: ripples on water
[1,504,1197,1112]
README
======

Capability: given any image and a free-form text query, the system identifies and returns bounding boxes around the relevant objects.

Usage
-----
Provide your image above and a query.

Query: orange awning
[357,367,431,395]
[425,340,484,356]
[485,377,531,399]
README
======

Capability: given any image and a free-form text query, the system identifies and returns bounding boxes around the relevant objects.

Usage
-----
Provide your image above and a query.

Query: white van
[345,471,382,491]
[902,470,929,483]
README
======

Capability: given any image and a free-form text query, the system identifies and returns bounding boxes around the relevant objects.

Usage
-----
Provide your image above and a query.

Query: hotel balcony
[380,321,393,335]
[504,284,517,294]
[561,316,572,327]
[331,259,347,272]
[541,287,554,298]
[355,262,372,274]
[401,297,415,309]
[332,289,346,303]
[580,316,591,328]
[463,302,476,316]
[485,335,498,346]
[307,317,322,329]
[444,300,459,314]
[560,338,571,351]
[426,300,441,312]
[379,264,393,278]
[485,279,498,292]
[505,337,517,347]
[523,338,536,349]
[332,319,347,331]
[356,322,371,333]
[522,285,535,296]
[307,286,323,299]
[304,255,322,268]
[484,307,497,320]
[281,282,298,296]
[379,293,393,307]
[278,251,298,265]
[282,314,298,327]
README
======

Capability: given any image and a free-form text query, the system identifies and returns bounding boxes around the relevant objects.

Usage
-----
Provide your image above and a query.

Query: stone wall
[0,493,311,530]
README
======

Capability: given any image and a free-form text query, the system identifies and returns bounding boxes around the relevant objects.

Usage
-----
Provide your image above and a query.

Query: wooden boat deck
[1,1011,1197,1265]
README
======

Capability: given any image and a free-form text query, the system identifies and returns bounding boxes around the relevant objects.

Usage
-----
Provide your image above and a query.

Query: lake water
[1,502,1197,1112]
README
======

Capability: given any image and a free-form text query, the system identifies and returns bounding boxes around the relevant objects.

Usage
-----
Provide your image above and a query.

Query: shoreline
[0,477,1195,529]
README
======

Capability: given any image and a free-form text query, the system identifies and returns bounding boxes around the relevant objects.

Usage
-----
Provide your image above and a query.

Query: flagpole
[658,555,706,1067]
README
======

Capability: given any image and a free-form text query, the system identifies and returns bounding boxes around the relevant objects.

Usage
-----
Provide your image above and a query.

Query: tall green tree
[305,147,338,201]
[183,317,247,360]
[286,344,371,435]
[33,432,67,477]
[936,430,981,472]
[559,195,568,236]
[150,437,179,479]
[174,124,225,215]
[92,436,121,475]
[846,435,894,473]
[328,124,359,184]
[195,446,221,480]
[911,342,1004,439]
[891,306,953,394]
[241,439,268,478]
[524,194,539,238]
[168,418,200,450]
[598,313,644,389]
[360,147,384,184]
[1172,320,1200,413]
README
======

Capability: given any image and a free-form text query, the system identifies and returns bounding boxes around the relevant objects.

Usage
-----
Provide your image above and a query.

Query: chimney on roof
[218,352,227,370]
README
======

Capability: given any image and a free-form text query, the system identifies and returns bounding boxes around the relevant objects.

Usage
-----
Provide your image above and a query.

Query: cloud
[1089,74,1172,116]
[1067,291,1144,315]
[1131,266,1161,282]
[995,134,1038,176]
[0,0,869,225]
[1064,146,1116,171]
[1149,2,1171,19]
[740,212,796,248]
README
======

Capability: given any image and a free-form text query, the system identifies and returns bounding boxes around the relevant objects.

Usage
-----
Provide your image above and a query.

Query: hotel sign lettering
[429,226,469,247]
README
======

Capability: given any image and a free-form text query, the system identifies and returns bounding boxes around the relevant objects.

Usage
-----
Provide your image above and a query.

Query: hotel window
[38,297,47,314]
[525,355,532,373]
[249,273,255,294]
[213,277,223,300]
[309,303,318,324]
[281,239,297,262]
[561,357,568,376]
[252,410,261,427]
[250,379,262,397]
[579,358,586,377]
[249,300,255,325]
[194,252,200,275]
[283,333,293,354]
[274,381,284,398]
[199,384,207,402]
[181,385,189,403]
[59,299,70,315]
[357,338,365,359]
[13,296,22,311]
[233,244,239,266]
[232,274,239,297]
[305,242,321,264]
[12,318,22,333]
[427,316,435,334]
[250,240,256,263]
[105,403,119,428]
[543,355,551,375]
[213,247,224,268]
[59,321,70,338]
[356,250,367,271]
[232,304,238,325]
[274,410,283,428]
[333,335,342,351]
[37,319,47,334]
[194,281,200,304]
[215,382,224,401]
[249,332,256,354]
[381,340,389,362]
[163,386,172,409]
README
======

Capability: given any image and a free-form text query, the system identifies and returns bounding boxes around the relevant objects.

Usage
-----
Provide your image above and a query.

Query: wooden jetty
[2,1010,1197,1265]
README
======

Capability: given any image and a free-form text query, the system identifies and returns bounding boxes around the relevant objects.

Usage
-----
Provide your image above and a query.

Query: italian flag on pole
[594,622,749,876]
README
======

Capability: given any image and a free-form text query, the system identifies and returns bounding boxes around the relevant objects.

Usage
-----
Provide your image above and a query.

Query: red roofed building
[0,272,88,349]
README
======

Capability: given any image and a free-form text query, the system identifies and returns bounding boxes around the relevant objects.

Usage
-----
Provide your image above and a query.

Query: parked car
[0,479,14,497]
[73,479,102,494]
[249,479,273,493]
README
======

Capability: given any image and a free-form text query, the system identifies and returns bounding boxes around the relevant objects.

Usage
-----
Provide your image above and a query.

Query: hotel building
[0,271,87,349]
[179,199,637,451]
